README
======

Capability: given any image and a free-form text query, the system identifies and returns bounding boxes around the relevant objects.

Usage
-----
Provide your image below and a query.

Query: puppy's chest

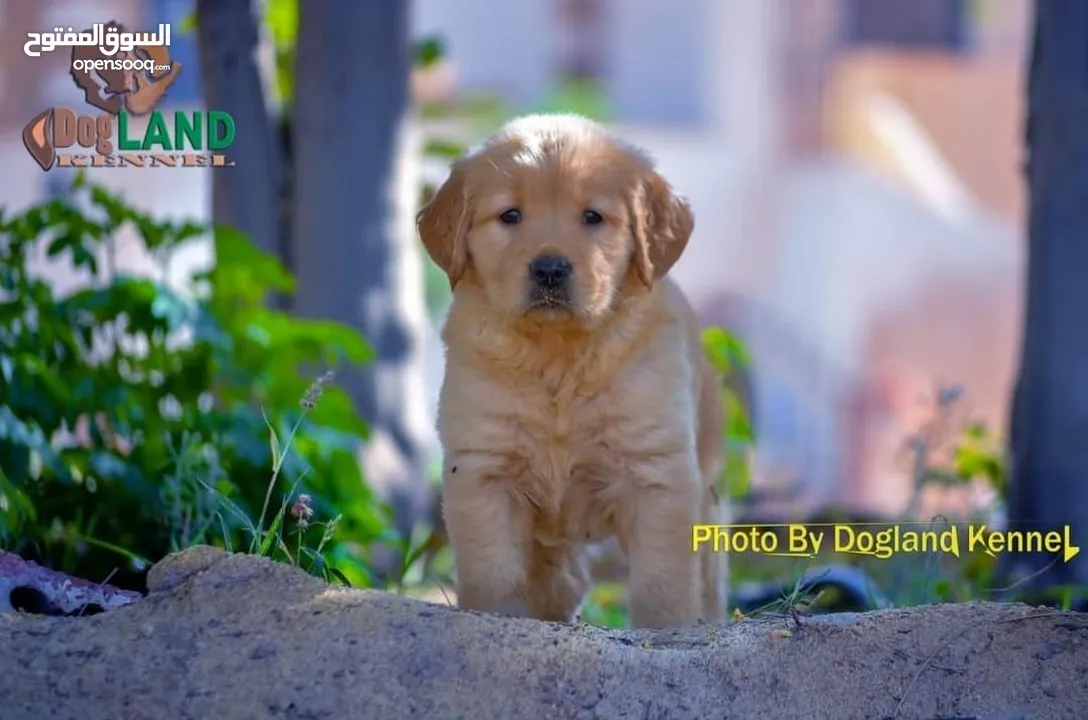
[512,389,627,541]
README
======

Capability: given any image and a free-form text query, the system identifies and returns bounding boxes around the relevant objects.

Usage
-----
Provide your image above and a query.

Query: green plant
[872,384,1009,606]
[177,5,473,583]
[0,176,393,588]
[579,581,629,628]
[949,420,1007,500]
[208,370,351,583]
[701,326,756,502]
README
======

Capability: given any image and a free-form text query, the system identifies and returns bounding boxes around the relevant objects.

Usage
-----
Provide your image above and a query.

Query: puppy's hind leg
[699,486,729,623]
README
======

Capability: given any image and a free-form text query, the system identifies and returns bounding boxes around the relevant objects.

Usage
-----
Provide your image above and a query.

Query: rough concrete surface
[1,546,1086,720]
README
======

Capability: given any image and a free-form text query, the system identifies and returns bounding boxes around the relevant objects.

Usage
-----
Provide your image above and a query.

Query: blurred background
[0,0,1054,619]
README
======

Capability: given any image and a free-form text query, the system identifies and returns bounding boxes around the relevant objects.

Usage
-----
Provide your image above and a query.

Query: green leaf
[258,508,285,557]
[423,138,465,160]
[17,354,71,405]
[212,225,296,299]
[724,391,754,443]
[265,0,298,102]
[59,277,185,336]
[179,10,197,34]
[274,50,295,104]
[173,220,206,244]
[266,0,298,47]
[702,325,750,374]
[88,185,133,231]
[413,37,445,68]
[327,567,352,586]
[266,411,283,473]
[134,213,171,250]
[0,467,38,539]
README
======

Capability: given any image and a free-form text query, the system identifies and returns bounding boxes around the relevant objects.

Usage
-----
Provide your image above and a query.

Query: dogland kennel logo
[22,21,235,171]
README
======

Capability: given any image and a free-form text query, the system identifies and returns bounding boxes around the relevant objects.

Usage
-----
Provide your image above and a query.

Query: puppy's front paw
[443,464,532,619]
[628,567,700,629]
[454,548,530,619]
[622,470,701,629]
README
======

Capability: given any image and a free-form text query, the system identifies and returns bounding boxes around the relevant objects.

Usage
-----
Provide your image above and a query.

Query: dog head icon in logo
[69,21,181,116]
[23,108,56,171]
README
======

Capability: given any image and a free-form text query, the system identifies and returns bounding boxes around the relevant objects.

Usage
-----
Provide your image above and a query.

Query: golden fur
[416,114,727,629]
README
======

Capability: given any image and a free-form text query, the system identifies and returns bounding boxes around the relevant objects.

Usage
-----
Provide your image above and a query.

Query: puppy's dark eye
[498,208,522,225]
[582,210,604,226]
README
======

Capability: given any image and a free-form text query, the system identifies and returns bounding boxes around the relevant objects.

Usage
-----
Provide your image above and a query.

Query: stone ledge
[1,545,1085,720]
[0,550,141,616]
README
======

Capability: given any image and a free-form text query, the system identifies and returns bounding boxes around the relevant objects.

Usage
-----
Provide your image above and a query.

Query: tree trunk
[1002,1,1088,591]
[291,1,433,559]
[195,0,287,267]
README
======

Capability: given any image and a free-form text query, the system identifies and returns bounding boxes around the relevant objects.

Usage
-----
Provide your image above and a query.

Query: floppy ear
[630,172,695,287]
[417,162,471,289]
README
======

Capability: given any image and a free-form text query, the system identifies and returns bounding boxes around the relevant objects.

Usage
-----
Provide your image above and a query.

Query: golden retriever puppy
[416,114,727,629]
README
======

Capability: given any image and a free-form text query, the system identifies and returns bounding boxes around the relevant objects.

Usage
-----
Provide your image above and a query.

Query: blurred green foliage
[949,421,1006,498]
[701,326,756,501]
[0,176,394,588]
[856,388,1009,607]
[579,582,629,628]
[4,4,464,587]
[532,78,613,122]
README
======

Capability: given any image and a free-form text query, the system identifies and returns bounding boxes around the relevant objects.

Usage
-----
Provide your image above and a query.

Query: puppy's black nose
[529,255,572,289]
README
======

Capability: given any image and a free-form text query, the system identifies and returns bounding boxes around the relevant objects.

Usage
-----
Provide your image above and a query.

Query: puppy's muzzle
[527,254,573,307]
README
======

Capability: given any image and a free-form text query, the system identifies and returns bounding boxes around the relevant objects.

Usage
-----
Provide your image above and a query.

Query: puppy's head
[417,114,693,323]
